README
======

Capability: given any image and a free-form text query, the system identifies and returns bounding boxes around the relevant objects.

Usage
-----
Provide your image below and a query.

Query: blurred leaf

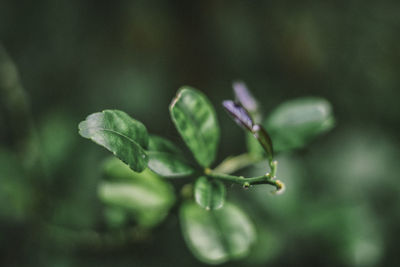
[79,110,149,172]
[38,111,76,171]
[245,225,283,265]
[222,100,254,132]
[194,177,225,210]
[147,135,194,177]
[103,206,128,229]
[180,201,256,264]
[169,87,220,167]
[265,97,335,152]
[0,148,33,222]
[99,157,175,227]
[252,124,274,162]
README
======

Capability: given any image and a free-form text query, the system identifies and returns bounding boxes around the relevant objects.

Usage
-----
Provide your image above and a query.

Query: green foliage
[147,135,194,177]
[194,177,225,210]
[266,97,335,152]
[79,110,149,172]
[180,201,256,264]
[78,84,334,265]
[99,157,175,227]
[169,87,220,168]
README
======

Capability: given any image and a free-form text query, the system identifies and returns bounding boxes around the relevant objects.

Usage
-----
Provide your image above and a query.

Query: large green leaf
[147,135,194,177]
[194,177,225,210]
[265,97,335,152]
[169,87,220,167]
[180,201,256,264]
[79,109,149,172]
[99,157,175,227]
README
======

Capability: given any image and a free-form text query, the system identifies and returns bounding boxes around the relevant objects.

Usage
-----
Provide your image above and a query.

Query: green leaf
[147,135,194,177]
[147,151,194,177]
[246,132,265,158]
[180,201,256,264]
[169,87,220,167]
[265,97,335,152]
[194,177,225,210]
[79,109,149,172]
[252,124,274,162]
[99,157,175,227]
[148,135,184,155]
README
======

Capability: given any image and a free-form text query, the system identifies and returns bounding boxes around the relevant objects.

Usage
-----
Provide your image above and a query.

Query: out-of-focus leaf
[0,149,33,223]
[265,97,335,152]
[38,112,76,171]
[252,124,274,162]
[99,157,175,227]
[103,206,128,229]
[194,177,225,210]
[170,87,220,167]
[232,81,261,122]
[79,110,149,172]
[180,201,256,264]
[147,135,194,177]
[222,100,254,132]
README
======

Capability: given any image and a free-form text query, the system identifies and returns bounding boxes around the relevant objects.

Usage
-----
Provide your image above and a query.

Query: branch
[205,169,285,193]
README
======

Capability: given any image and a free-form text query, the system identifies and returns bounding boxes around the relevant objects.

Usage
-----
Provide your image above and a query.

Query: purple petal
[222,100,254,132]
[233,81,258,113]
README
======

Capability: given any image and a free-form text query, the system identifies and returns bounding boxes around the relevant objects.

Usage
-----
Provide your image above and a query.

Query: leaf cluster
[78,82,334,264]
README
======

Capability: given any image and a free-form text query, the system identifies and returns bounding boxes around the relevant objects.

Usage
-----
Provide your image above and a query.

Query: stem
[205,170,284,192]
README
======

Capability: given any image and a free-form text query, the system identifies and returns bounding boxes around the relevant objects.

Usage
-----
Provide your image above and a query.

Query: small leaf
[252,124,274,162]
[147,135,194,177]
[180,201,256,264]
[194,177,225,210]
[232,81,259,115]
[170,87,220,167]
[78,110,149,172]
[265,97,335,151]
[99,158,175,227]
[246,132,265,158]
[222,100,254,132]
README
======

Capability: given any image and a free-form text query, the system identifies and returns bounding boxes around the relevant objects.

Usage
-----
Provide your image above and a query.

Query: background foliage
[1,1,400,266]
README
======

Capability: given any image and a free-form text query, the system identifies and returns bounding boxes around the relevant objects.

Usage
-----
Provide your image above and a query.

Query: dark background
[1,1,400,266]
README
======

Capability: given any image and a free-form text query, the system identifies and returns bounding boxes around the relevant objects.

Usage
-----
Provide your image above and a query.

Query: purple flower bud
[222,100,254,132]
[233,81,259,113]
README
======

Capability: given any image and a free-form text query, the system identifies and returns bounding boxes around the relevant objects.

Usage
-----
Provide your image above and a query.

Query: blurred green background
[1,1,400,266]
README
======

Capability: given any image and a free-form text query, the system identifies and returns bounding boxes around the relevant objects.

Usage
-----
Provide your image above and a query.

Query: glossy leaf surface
[147,135,194,177]
[265,97,335,151]
[222,100,254,132]
[98,158,175,227]
[170,87,220,167]
[79,110,149,172]
[194,177,225,210]
[180,201,256,264]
